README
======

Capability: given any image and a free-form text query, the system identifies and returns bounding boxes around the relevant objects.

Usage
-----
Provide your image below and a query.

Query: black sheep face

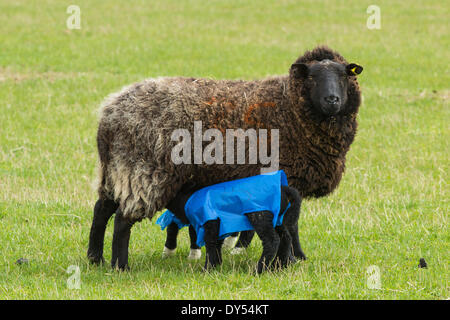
[291,59,363,116]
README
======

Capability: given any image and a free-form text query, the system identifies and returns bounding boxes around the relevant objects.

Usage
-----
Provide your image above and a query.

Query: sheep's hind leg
[271,225,293,270]
[87,198,118,265]
[162,222,179,258]
[203,219,222,271]
[287,222,306,260]
[111,209,135,271]
[246,211,280,274]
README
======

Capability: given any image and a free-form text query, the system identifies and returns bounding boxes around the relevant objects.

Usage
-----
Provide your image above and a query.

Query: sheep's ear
[346,63,363,76]
[291,63,309,79]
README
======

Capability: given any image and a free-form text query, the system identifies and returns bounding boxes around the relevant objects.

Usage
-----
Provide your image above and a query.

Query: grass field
[0,0,448,299]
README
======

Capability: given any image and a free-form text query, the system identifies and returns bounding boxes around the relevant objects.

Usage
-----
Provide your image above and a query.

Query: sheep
[157,170,305,273]
[87,45,363,270]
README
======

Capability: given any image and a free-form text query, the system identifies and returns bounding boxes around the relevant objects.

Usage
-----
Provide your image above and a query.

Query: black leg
[203,219,222,271]
[87,198,118,265]
[165,222,179,250]
[235,230,256,248]
[216,238,224,264]
[188,225,202,260]
[246,211,280,274]
[280,185,306,260]
[189,225,200,250]
[271,225,293,270]
[111,209,134,271]
[287,222,306,260]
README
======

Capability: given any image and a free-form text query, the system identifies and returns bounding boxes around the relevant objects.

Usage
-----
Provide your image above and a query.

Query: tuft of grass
[0,0,448,299]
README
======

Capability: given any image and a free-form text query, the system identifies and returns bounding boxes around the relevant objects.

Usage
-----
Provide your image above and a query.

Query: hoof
[87,252,105,265]
[222,236,238,250]
[114,265,130,272]
[111,258,130,271]
[202,263,219,273]
[230,247,245,255]
[187,248,201,260]
[111,262,130,271]
[162,246,176,258]
[296,254,307,261]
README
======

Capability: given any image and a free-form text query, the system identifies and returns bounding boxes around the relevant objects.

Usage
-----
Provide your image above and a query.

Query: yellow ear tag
[351,67,357,75]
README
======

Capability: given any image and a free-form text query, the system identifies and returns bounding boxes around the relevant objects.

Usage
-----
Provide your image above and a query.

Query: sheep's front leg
[246,211,280,274]
[87,198,118,265]
[111,209,135,271]
[203,219,222,271]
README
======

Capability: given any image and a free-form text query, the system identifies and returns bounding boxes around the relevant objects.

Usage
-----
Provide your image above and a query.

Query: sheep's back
[96,76,282,219]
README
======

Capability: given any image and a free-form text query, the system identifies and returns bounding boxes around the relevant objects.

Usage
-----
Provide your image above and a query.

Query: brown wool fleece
[96,46,362,221]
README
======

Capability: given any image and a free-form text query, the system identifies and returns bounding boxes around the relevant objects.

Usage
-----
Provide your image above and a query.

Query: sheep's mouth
[320,103,341,116]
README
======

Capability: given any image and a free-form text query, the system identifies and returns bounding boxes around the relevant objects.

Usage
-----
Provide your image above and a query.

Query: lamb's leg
[271,225,293,270]
[236,230,256,248]
[246,211,280,274]
[280,186,306,260]
[203,219,222,271]
[223,232,239,250]
[87,198,118,265]
[111,209,135,270]
[287,221,306,260]
[230,230,255,254]
[162,222,179,258]
[217,238,224,264]
[188,225,201,260]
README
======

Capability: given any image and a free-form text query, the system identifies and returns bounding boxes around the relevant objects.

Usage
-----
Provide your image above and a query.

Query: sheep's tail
[281,185,302,224]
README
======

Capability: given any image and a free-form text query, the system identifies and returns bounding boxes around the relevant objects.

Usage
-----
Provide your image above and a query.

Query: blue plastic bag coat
[156,170,289,247]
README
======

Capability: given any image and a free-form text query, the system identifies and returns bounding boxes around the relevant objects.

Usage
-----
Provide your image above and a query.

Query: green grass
[0,0,448,299]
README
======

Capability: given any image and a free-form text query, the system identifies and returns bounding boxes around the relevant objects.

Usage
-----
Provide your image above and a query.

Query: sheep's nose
[324,95,340,104]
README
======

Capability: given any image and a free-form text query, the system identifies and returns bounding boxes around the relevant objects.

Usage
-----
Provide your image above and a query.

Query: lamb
[157,170,305,273]
[87,46,363,270]
[160,218,202,261]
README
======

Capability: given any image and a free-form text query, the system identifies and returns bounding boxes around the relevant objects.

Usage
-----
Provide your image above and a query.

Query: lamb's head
[166,181,199,224]
[290,59,363,116]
